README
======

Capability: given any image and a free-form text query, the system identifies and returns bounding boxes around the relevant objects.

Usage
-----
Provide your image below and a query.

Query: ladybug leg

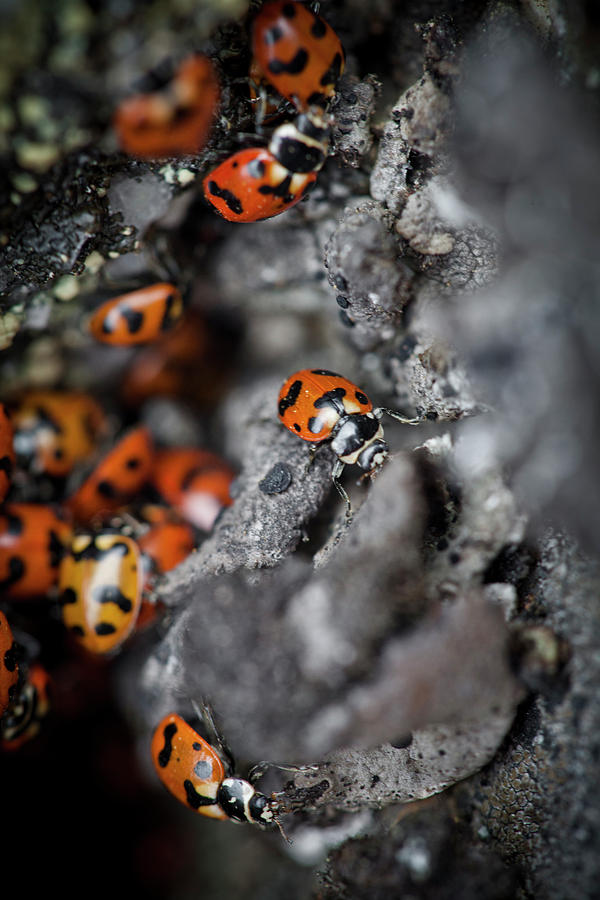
[305,443,322,473]
[332,459,352,518]
[377,407,421,426]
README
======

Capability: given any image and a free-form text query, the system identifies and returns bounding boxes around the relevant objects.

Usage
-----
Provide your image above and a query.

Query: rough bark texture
[1,1,599,899]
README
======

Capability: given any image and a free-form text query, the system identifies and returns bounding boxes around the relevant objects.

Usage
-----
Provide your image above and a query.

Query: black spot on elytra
[158,721,177,767]
[94,622,117,636]
[314,387,347,415]
[2,512,23,537]
[4,641,19,673]
[160,292,177,331]
[92,584,133,613]
[258,173,294,198]
[96,479,118,498]
[48,529,66,568]
[282,2,296,18]
[310,16,326,38]
[319,52,343,89]
[184,779,218,810]
[121,306,145,335]
[0,556,25,589]
[207,180,243,216]
[355,390,369,405]
[70,625,85,636]
[125,456,141,469]
[278,379,302,417]
[268,48,308,77]
[311,369,340,377]
[293,423,301,432]
[58,587,77,605]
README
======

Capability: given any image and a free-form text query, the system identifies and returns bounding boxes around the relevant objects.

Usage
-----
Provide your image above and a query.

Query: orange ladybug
[114,54,219,158]
[58,532,142,654]
[88,283,184,346]
[10,391,106,479]
[251,1,345,111]
[66,427,154,524]
[278,368,419,512]
[151,712,278,826]
[151,448,234,531]
[0,402,15,502]
[0,611,19,716]
[0,503,72,599]
[203,145,317,223]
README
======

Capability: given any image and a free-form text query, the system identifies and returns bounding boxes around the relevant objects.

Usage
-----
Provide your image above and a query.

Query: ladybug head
[217,777,276,826]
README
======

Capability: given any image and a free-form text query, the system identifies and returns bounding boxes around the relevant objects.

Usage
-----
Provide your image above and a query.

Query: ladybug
[66,426,154,524]
[114,54,220,158]
[11,390,106,479]
[251,1,345,111]
[1,662,50,751]
[57,532,142,654]
[277,368,419,511]
[0,403,15,502]
[0,503,72,599]
[0,611,19,716]
[151,712,279,827]
[202,110,329,223]
[202,145,315,223]
[151,448,234,531]
[88,283,185,346]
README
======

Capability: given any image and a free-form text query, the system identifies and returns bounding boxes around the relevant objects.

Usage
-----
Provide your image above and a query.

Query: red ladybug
[58,532,143,655]
[88,283,184,346]
[0,503,72,599]
[151,712,279,826]
[114,54,220,158]
[0,403,15,502]
[66,426,154,524]
[151,448,234,531]
[202,145,315,223]
[278,368,419,511]
[10,391,106,479]
[0,611,19,716]
[202,110,329,223]
[251,1,345,111]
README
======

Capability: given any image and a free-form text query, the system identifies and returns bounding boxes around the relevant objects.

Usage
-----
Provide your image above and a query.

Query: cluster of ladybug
[2,2,423,835]
[114,0,345,223]
[0,291,235,749]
